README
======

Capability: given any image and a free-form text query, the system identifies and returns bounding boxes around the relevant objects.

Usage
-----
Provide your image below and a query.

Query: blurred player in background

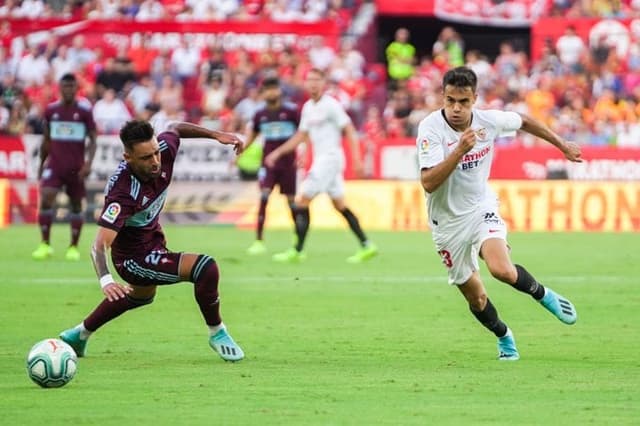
[265,68,378,263]
[59,120,245,362]
[418,66,581,360]
[244,77,300,255]
[32,73,97,261]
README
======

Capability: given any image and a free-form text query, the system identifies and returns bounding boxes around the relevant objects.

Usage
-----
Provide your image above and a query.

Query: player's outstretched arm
[344,123,364,177]
[166,121,244,154]
[519,114,582,162]
[91,226,131,301]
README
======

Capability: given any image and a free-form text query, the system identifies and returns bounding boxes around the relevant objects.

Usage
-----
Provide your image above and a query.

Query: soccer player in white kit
[265,68,378,263]
[418,67,581,360]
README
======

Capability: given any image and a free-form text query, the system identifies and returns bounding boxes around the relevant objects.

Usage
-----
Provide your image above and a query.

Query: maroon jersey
[252,104,299,169]
[44,100,96,172]
[97,131,179,260]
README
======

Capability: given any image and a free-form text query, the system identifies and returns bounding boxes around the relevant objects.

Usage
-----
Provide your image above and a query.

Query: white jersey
[417,108,522,225]
[299,94,351,163]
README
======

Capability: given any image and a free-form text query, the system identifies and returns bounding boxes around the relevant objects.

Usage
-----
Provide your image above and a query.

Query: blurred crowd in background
[1,0,640,154]
[0,0,355,23]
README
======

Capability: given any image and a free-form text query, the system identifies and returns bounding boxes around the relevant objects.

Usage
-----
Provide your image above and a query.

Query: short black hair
[261,77,280,89]
[307,68,325,78]
[442,66,477,92]
[60,73,77,83]
[119,120,155,151]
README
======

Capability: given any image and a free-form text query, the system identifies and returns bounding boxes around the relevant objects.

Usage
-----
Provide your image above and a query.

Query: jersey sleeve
[489,110,522,134]
[298,103,310,132]
[417,118,445,169]
[97,191,136,232]
[83,107,97,132]
[156,131,180,163]
[330,98,352,129]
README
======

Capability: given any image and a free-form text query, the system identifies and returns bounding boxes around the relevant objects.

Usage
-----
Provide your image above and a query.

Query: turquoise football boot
[540,288,577,325]
[497,328,520,361]
[59,327,88,358]
[209,328,244,362]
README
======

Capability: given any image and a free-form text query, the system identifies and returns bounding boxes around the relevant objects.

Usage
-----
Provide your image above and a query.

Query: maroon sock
[192,255,222,326]
[84,295,154,332]
[256,197,268,240]
[70,213,83,246]
[38,209,54,244]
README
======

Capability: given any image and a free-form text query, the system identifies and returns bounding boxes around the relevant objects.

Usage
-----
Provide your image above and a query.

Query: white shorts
[300,158,344,199]
[431,206,508,285]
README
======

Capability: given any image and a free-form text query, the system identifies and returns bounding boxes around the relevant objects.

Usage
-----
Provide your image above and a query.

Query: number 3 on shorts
[438,249,453,268]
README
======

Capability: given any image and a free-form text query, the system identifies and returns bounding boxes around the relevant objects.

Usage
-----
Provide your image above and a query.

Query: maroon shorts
[258,165,296,196]
[41,167,86,199]
[113,249,184,287]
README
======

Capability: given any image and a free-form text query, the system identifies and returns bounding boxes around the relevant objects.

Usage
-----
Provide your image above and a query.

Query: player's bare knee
[467,292,487,311]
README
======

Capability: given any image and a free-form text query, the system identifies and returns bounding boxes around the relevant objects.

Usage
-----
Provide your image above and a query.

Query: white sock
[208,322,225,337]
[77,323,92,340]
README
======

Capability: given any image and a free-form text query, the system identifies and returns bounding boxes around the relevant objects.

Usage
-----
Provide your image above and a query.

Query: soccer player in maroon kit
[32,73,97,261]
[244,77,301,255]
[59,120,246,362]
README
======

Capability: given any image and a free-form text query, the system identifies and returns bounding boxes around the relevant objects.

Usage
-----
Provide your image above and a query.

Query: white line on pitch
[10,275,624,285]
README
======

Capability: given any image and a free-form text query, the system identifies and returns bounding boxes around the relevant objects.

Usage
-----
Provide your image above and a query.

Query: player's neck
[266,101,281,111]
[452,120,471,132]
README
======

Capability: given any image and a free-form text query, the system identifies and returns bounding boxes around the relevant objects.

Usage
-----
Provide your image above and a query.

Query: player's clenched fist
[457,128,477,154]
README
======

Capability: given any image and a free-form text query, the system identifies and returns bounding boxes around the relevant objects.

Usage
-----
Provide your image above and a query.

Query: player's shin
[257,194,269,240]
[294,206,310,252]
[38,209,54,243]
[470,298,508,338]
[84,294,154,332]
[339,208,367,245]
[513,264,546,300]
[191,255,222,326]
[70,213,84,246]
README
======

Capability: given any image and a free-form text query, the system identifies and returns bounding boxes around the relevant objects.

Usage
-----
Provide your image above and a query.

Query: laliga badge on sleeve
[101,202,121,224]
[420,138,429,152]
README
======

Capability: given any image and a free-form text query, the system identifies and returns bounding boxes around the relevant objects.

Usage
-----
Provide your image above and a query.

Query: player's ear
[123,150,131,162]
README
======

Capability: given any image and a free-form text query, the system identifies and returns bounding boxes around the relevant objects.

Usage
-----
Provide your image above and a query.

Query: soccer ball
[26,338,78,388]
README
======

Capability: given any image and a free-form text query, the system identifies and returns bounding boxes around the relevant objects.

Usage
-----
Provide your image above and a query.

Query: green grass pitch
[0,224,638,425]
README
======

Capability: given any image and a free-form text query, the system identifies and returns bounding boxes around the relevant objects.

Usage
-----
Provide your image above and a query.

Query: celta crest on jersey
[125,189,168,227]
